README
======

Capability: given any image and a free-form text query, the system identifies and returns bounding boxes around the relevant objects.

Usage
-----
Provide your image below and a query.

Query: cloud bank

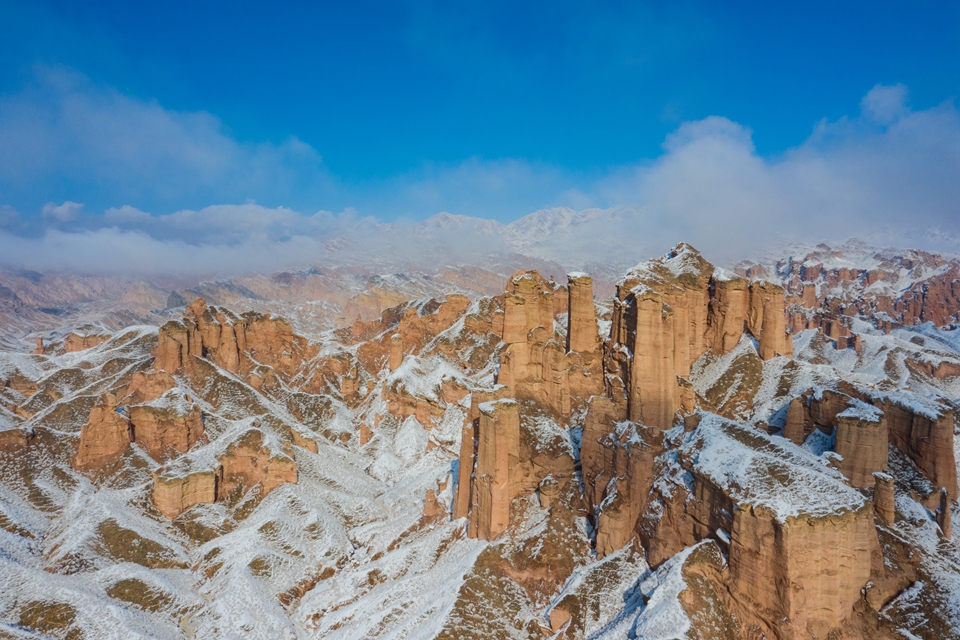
[1,71,958,274]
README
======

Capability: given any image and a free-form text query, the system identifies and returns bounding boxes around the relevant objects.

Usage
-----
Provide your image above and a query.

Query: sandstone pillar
[566,273,600,354]
[630,298,677,429]
[469,399,520,540]
[873,472,895,526]
[389,334,403,371]
[835,410,887,488]
[783,397,807,446]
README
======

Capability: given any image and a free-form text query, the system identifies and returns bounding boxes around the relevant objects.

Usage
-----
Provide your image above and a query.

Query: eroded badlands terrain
[1,242,959,639]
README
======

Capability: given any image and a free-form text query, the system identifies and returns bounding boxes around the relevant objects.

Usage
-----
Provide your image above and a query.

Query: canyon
[1,239,959,639]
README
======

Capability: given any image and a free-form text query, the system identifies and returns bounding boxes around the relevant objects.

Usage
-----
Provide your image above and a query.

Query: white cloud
[41,200,83,222]
[1,79,958,273]
[0,66,334,213]
[860,83,909,124]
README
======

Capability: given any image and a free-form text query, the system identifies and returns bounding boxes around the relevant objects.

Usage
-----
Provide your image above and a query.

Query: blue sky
[0,1,958,271]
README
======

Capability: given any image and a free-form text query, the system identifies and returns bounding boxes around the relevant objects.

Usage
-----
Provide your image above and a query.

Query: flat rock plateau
[1,238,959,640]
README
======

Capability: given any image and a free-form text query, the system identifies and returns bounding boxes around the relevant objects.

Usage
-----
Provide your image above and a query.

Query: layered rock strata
[601,244,792,430]
[467,399,520,540]
[154,298,316,390]
[495,271,602,418]
[72,394,133,471]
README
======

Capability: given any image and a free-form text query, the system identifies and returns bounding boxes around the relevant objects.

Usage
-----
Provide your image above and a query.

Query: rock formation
[566,272,600,354]
[873,472,896,526]
[152,469,218,519]
[63,332,110,353]
[154,298,316,391]
[72,394,132,472]
[128,403,205,463]
[834,401,887,488]
[218,430,298,499]
[495,270,602,418]
[601,244,791,430]
[467,399,520,540]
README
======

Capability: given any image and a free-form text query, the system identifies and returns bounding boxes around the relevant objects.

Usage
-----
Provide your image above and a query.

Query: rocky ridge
[0,242,958,639]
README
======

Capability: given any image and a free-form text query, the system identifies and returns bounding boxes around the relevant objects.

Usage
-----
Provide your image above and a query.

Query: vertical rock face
[751,281,789,360]
[566,273,599,354]
[72,394,132,472]
[152,470,217,519]
[128,404,205,463]
[878,399,958,499]
[495,270,602,417]
[599,244,791,430]
[783,396,809,446]
[33,337,44,355]
[834,403,887,488]
[728,503,876,637]
[218,430,298,498]
[644,415,878,639]
[873,472,895,526]
[707,277,748,355]
[468,399,520,541]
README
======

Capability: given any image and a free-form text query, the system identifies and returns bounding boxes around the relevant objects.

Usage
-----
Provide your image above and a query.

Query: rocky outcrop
[772,244,960,327]
[876,398,957,499]
[72,394,133,472]
[643,415,878,639]
[453,387,507,520]
[873,472,896,526]
[566,273,599,354]
[152,469,218,519]
[121,371,176,405]
[154,298,316,391]
[128,403,205,463]
[33,337,44,355]
[495,271,602,417]
[727,502,876,638]
[63,332,110,353]
[468,399,520,540]
[937,487,952,539]
[218,430,298,499]
[602,244,791,430]
[834,402,887,488]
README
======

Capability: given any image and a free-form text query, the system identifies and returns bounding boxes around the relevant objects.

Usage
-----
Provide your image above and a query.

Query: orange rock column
[566,273,600,354]
[835,410,887,488]
[389,334,403,371]
[873,472,895,526]
[469,399,520,540]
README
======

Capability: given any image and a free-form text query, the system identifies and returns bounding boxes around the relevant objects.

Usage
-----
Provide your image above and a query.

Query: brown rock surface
[63,332,110,353]
[873,472,896,526]
[129,402,205,463]
[152,469,217,519]
[219,430,298,498]
[834,405,887,488]
[566,273,599,354]
[728,503,876,638]
[468,399,520,540]
[121,371,176,405]
[73,394,133,472]
[876,398,957,499]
